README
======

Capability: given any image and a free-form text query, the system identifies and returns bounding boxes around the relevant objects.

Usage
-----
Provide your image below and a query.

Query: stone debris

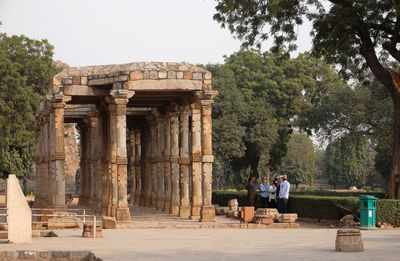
[102,216,117,229]
[335,228,364,252]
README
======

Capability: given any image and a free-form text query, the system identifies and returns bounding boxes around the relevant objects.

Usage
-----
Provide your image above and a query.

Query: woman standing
[260,176,270,208]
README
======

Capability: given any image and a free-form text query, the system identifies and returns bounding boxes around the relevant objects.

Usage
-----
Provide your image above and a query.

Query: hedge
[291,191,386,199]
[212,191,400,226]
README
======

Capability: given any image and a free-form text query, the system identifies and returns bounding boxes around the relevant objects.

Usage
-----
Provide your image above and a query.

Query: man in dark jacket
[245,176,257,206]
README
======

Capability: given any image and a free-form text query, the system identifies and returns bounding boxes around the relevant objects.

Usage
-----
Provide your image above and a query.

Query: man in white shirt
[279,174,290,213]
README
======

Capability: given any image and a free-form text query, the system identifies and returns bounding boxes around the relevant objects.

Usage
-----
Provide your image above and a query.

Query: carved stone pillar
[52,101,66,207]
[150,119,158,208]
[129,129,136,204]
[78,122,88,205]
[89,112,101,211]
[114,93,131,221]
[163,115,172,212]
[169,109,180,214]
[34,119,43,207]
[191,102,202,219]
[44,116,50,206]
[200,99,216,221]
[100,110,110,216]
[156,117,165,210]
[134,130,142,205]
[143,121,153,207]
[179,105,191,218]
[84,117,92,206]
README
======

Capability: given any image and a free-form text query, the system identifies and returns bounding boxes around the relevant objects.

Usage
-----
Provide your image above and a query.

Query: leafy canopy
[0,28,60,178]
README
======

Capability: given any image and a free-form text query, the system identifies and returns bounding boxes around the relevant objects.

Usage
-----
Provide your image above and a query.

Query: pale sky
[0,0,312,67]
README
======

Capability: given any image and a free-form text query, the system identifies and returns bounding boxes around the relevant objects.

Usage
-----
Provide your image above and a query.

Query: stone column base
[163,201,171,212]
[151,197,157,208]
[179,205,191,218]
[170,203,180,214]
[144,196,152,207]
[200,206,216,222]
[191,204,201,217]
[157,199,165,210]
[106,205,117,217]
[116,207,131,221]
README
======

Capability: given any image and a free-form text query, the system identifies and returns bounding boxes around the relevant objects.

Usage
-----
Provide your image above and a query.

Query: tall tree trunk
[389,93,400,199]
[250,153,260,180]
[264,162,271,183]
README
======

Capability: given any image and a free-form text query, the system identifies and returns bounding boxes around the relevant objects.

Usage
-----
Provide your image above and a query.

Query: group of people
[245,173,290,213]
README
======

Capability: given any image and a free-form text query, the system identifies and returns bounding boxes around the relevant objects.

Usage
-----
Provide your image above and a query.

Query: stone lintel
[64,85,108,96]
[125,79,202,91]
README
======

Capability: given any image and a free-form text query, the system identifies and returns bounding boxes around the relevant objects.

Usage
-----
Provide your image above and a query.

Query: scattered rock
[42,231,58,237]
[102,216,116,229]
[339,214,357,228]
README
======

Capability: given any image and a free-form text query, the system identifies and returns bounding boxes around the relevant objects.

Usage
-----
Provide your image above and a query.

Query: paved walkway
[1,228,399,260]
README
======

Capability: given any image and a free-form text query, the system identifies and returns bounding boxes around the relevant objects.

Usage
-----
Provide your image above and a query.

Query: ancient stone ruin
[34,62,217,222]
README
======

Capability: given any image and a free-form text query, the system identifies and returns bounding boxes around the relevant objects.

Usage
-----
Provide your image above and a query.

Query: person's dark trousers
[248,194,256,206]
[281,198,288,213]
[261,197,269,208]
[277,198,281,212]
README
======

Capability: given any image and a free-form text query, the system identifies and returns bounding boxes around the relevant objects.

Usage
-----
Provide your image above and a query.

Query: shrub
[290,191,386,199]
[212,191,400,226]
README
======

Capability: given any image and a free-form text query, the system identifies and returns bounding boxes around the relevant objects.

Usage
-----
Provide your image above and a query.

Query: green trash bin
[359,195,377,230]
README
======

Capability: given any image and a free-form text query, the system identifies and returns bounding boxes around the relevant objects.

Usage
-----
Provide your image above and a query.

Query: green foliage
[325,133,368,188]
[376,200,400,226]
[278,133,316,186]
[290,191,386,199]
[212,190,248,206]
[288,195,360,220]
[209,49,344,183]
[0,29,60,178]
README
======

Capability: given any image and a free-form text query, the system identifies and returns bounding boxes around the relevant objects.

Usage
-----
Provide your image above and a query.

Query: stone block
[150,71,158,79]
[102,216,117,229]
[269,223,289,229]
[276,213,297,223]
[82,223,103,238]
[47,216,82,230]
[200,206,216,222]
[247,223,267,229]
[7,174,32,244]
[72,76,81,85]
[226,210,239,218]
[335,228,364,252]
[192,72,202,80]
[176,71,184,79]
[289,223,300,228]
[167,71,177,79]
[62,77,73,85]
[183,71,192,79]
[81,76,88,85]
[204,72,212,79]
[254,215,274,225]
[130,71,143,80]
[158,71,167,79]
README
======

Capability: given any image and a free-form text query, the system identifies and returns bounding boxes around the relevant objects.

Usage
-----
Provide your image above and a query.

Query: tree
[209,49,344,182]
[214,0,400,198]
[325,133,368,189]
[0,28,60,178]
[278,133,316,190]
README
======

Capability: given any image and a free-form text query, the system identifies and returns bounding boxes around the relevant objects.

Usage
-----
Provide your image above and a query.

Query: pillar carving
[157,117,165,210]
[143,121,153,207]
[179,105,191,218]
[150,118,158,208]
[129,129,136,204]
[100,110,110,216]
[78,122,89,205]
[200,99,216,221]
[169,109,180,214]
[134,129,142,205]
[191,102,202,219]
[50,101,66,207]
[163,115,172,212]
[89,112,101,211]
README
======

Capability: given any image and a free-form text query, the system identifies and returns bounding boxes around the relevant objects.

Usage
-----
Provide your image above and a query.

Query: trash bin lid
[359,195,378,200]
